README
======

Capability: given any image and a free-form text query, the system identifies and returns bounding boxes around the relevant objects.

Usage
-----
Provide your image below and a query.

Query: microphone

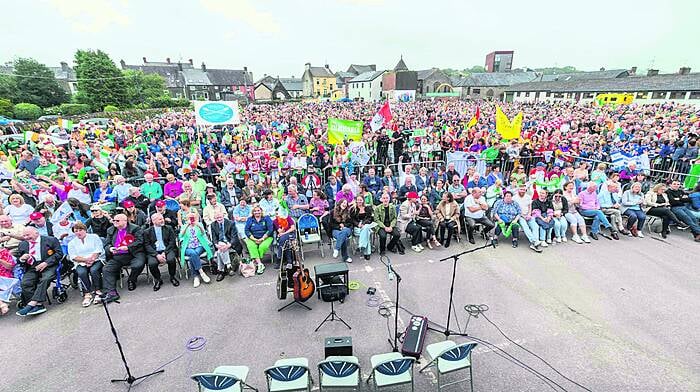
[382,255,395,281]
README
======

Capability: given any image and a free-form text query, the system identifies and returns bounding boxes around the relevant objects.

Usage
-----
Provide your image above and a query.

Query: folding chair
[191,365,257,392]
[420,341,477,391]
[264,357,312,392]
[318,356,361,391]
[367,353,415,391]
[297,214,325,259]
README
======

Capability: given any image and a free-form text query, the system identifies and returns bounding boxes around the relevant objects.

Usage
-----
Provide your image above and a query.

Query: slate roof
[394,57,408,71]
[206,69,252,86]
[538,69,629,82]
[336,71,356,79]
[347,64,376,75]
[506,73,700,92]
[309,66,335,78]
[180,68,211,85]
[416,68,438,80]
[255,76,277,91]
[122,64,186,88]
[349,70,385,83]
[279,77,302,91]
[453,71,540,87]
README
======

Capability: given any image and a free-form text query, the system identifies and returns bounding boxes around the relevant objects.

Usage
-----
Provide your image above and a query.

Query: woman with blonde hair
[244,206,273,274]
[179,212,213,287]
[644,183,683,239]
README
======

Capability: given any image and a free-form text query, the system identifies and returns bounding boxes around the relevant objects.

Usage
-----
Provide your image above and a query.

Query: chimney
[325,64,330,70]
[599,67,605,71]
[647,69,659,76]
[629,66,637,75]
[305,62,311,70]
[177,61,183,71]
[60,61,69,72]
[120,59,126,69]
[679,67,691,75]
[243,66,248,72]
[188,59,193,65]
[166,57,171,64]
[142,57,147,64]
[201,62,207,72]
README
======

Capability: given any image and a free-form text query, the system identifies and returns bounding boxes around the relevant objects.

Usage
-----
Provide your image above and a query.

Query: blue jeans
[580,209,612,234]
[623,209,646,230]
[553,217,568,238]
[186,246,205,275]
[332,228,352,260]
[671,206,700,234]
[517,217,540,244]
[75,262,103,293]
[535,217,554,241]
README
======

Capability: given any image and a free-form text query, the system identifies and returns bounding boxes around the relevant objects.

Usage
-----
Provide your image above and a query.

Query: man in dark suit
[144,213,179,291]
[219,178,242,211]
[15,227,64,317]
[153,200,178,230]
[102,213,145,303]
[210,211,242,281]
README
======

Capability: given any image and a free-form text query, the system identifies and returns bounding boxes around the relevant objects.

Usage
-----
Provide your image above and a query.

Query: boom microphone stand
[427,240,496,338]
[378,255,401,352]
[101,295,164,389]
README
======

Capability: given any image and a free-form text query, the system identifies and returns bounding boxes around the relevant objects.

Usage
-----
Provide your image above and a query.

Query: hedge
[104,105,119,113]
[59,103,92,115]
[12,103,43,120]
[0,98,13,117]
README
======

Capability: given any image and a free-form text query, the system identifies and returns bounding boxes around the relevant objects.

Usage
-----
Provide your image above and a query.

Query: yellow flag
[496,106,523,140]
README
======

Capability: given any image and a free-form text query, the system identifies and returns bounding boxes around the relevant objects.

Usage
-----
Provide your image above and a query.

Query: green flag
[327,118,363,145]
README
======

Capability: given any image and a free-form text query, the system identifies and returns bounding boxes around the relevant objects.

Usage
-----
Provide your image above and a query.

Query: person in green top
[187,171,207,200]
[140,172,163,201]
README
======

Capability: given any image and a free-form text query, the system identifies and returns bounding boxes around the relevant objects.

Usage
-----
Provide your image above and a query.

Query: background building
[452,71,539,100]
[382,57,417,101]
[348,70,385,101]
[120,57,254,101]
[416,68,453,97]
[485,51,514,73]
[505,67,700,104]
[301,63,336,98]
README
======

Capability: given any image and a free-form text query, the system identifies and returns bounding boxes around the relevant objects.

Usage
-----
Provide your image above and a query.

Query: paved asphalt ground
[3,231,699,392]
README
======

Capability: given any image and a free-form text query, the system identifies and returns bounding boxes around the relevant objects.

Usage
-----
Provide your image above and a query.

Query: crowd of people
[0,99,698,318]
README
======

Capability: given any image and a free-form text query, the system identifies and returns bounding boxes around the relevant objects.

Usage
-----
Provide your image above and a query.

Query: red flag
[371,101,393,131]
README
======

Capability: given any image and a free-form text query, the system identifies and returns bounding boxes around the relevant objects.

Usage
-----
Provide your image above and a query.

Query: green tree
[74,49,128,111]
[13,58,68,108]
[0,98,13,117]
[0,74,18,103]
[535,66,581,75]
[465,65,486,73]
[123,69,168,106]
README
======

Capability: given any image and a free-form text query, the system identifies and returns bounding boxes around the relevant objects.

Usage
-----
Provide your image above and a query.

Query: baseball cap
[407,191,419,200]
[155,200,166,208]
[30,212,44,221]
[122,200,135,208]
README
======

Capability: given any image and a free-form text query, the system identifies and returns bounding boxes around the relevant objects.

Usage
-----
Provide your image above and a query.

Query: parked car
[0,116,23,126]
[82,117,109,129]
[37,115,61,121]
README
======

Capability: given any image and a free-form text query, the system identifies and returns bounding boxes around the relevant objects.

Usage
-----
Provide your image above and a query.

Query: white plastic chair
[264,357,312,392]
[368,353,415,391]
[318,355,361,391]
[191,365,256,392]
[420,341,477,391]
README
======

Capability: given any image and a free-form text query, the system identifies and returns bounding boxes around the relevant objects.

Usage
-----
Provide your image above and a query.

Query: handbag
[239,260,256,278]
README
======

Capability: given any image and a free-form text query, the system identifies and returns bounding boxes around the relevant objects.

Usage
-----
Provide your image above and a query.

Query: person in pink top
[335,184,354,205]
[577,182,618,240]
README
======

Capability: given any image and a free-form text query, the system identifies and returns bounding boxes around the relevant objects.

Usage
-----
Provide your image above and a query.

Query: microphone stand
[428,241,495,339]
[101,295,164,389]
[378,255,401,352]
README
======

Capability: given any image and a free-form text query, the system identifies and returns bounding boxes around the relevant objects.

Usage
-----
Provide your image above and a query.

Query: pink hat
[30,212,44,221]
[155,200,166,208]
[122,200,135,208]
[407,192,419,200]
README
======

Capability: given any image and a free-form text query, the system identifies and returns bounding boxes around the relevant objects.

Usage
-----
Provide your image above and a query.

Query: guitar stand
[314,300,351,332]
[278,299,312,312]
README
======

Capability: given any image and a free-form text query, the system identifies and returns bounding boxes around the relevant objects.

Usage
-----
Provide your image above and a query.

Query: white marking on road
[364,265,374,273]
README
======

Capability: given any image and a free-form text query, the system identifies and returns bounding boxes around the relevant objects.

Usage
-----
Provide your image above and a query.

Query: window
[380,81,383,88]
[215,93,220,100]
[583,92,594,99]
[651,91,667,99]
[690,91,700,99]
[330,84,334,89]
[316,80,320,85]
[472,88,480,94]
[668,91,685,99]
[552,92,565,98]
[635,92,648,99]
[526,92,531,97]
[361,83,364,88]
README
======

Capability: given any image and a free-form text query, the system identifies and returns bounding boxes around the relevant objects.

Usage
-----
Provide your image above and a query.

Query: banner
[495,106,523,140]
[348,142,371,166]
[609,151,650,171]
[50,201,74,225]
[411,128,427,138]
[446,151,486,177]
[328,118,363,145]
[392,90,415,102]
[194,101,241,126]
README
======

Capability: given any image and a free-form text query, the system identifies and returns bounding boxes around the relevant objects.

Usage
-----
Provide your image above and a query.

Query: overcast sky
[2,0,697,78]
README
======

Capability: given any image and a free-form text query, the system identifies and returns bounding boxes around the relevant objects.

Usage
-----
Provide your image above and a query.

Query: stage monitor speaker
[319,276,347,303]
[401,315,428,359]
[324,336,353,358]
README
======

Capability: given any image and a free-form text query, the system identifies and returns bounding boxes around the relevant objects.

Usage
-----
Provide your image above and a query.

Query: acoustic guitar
[291,239,315,302]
